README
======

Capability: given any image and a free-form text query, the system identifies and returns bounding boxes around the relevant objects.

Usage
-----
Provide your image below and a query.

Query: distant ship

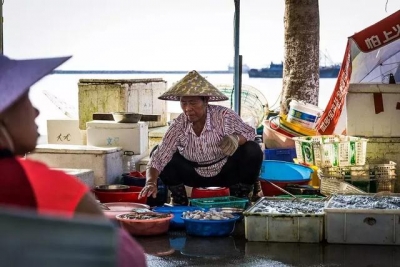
[248,61,341,78]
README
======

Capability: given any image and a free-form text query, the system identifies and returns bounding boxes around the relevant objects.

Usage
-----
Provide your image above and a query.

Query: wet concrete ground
[136,220,400,267]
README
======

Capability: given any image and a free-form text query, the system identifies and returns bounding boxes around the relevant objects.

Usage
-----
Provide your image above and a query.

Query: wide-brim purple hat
[0,55,71,113]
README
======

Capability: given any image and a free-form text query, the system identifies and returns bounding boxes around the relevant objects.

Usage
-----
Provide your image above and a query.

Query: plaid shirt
[149,105,256,177]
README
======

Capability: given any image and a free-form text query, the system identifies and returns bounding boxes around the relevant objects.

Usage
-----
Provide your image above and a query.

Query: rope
[363,61,400,83]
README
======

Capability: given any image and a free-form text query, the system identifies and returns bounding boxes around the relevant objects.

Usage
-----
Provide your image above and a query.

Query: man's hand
[219,134,239,156]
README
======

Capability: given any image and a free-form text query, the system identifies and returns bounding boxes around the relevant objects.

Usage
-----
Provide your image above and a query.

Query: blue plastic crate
[182,215,240,237]
[264,148,296,162]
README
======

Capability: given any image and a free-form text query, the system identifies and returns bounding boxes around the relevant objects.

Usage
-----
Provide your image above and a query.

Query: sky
[3,0,400,70]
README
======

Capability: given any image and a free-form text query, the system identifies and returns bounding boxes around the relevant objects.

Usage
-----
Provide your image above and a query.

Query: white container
[47,119,84,145]
[78,78,167,130]
[325,196,400,245]
[346,84,400,137]
[86,121,148,155]
[287,100,323,129]
[53,168,95,188]
[243,197,325,243]
[27,144,123,185]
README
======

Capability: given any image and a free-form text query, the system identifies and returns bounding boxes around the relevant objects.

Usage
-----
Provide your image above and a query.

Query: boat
[248,61,340,78]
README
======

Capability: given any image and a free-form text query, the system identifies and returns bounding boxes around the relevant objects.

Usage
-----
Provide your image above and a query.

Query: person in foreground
[139,70,263,205]
[0,54,146,267]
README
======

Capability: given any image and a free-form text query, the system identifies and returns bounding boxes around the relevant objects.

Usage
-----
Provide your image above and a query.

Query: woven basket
[318,171,366,196]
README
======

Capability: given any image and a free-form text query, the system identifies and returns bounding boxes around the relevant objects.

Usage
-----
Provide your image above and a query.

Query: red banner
[350,10,400,53]
[317,10,400,135]
[317,42,352,135]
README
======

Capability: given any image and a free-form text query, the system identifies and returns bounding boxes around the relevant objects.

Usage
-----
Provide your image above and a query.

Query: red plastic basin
[259,180,309,196]
[191,187,230,199]
[93,185,147,204]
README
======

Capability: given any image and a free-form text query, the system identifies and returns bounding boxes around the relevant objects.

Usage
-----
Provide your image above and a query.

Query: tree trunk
[280,0,320,114]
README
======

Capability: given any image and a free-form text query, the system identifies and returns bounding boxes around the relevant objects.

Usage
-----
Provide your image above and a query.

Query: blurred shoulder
[18,158,85,185]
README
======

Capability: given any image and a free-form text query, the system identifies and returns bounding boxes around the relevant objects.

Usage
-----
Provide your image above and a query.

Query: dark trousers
[154,141,263,188]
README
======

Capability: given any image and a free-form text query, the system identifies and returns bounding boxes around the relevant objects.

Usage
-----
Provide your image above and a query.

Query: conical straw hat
[158,70,228,101]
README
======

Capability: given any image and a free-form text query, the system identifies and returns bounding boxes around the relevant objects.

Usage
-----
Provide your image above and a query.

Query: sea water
[29,73,336,141]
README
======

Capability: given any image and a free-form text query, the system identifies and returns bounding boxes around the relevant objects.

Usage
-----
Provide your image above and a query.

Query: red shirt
[0,149,88,218]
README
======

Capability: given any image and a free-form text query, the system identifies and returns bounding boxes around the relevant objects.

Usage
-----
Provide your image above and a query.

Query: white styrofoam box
[53,168,95,188]
[346,84,400,137]
[47,119,84,145]
[86,121,148,155]
[27,144,123,185]
[325,206,400,245]
[243,198,324,243]
[138,156,150,172]
[78,78,167,130]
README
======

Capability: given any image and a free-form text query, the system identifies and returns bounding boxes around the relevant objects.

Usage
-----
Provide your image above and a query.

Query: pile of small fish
[182,210,235,220]
[119,211,170,220]
[328,195,400,210]
[250,199,325,214]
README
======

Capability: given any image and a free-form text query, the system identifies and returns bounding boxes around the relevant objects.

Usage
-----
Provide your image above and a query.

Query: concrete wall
[366,137,400,192]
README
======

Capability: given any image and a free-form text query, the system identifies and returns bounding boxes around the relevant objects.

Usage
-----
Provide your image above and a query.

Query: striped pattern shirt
[149,105,256,177]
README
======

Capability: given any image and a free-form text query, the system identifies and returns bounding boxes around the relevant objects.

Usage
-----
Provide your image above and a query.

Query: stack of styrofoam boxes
[86,120,149,167]
[53,168,95,187]
[346,83,400,192]
[78,78,168,131]
[27,144,123,186]
[148,126,169,153]
[47,119,85,145]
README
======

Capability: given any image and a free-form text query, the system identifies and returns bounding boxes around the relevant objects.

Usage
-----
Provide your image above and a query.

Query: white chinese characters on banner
[364,23,400,50]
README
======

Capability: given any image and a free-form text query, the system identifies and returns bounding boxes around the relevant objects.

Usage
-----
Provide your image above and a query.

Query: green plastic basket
[190,196,249,209]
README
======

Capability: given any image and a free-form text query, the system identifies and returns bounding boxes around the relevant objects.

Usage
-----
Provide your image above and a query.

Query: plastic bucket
[191,187,230,199]
[262,120,295,149]
[286,100,323,129]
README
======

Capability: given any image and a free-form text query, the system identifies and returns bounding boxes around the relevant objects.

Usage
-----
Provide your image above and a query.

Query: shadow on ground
[134,220,400,267]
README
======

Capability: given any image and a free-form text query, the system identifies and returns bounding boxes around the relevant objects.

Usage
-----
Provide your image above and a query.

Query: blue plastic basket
[259,160,313,182]
[152,206,204,229]
[264,148,296,162]
[182,215,240,237]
